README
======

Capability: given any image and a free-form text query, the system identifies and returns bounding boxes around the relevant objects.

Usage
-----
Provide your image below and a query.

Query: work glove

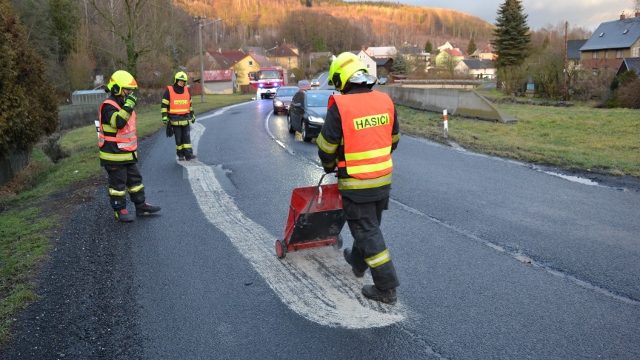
[166,121,174,137]
[162,116,168,125]
[323,166,335,174]
[191,114,196,124]
[124,91,138,109]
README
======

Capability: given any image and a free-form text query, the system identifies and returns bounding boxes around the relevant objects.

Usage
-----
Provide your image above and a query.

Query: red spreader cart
[276,173,345,259]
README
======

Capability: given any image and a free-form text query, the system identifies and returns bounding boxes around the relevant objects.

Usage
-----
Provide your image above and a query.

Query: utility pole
[195,16,206,103]
[194,17,222,103]
[563,21,568,102]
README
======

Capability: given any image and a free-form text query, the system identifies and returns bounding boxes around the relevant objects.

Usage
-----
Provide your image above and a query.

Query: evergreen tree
[0,0,59,159]
[49,0,81,61]
[391,53,408,74]
[467,37,477,55]
[424,40,433,53]
[492,0,531,69]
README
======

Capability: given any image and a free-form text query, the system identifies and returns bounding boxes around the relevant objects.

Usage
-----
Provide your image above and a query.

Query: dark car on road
[297,80,311,90]
[272,86,300,115]
[287,89,340,142]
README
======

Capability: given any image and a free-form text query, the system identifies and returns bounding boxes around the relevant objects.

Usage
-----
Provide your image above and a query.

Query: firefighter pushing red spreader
[276,172,345,259]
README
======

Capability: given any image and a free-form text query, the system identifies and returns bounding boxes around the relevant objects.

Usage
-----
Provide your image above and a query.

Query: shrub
[41,134,68,163]
[616,78,640,109]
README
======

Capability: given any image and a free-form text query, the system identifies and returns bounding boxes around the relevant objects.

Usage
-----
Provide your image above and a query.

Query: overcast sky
[345,0,637,30]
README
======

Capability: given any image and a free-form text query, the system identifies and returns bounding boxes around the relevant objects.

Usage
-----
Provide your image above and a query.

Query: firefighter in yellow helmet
[161,71,196,161]
[317,52,400,304]
[99,70,161,222]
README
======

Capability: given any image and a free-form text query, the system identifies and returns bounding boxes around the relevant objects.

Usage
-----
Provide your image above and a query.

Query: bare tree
[443,53,459,78]
[531,50,563,98]
[388,23,400,46]
[497,64,528,96]
[87,0,173,78]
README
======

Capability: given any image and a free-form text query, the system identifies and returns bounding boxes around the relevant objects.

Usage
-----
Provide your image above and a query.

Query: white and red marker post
[443,109,448,138]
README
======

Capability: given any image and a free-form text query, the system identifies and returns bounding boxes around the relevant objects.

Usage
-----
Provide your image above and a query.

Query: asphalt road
[3,100,639,359]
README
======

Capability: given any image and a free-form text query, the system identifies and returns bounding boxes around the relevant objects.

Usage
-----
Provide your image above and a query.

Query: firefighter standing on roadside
[317,52,401,305]
[99,70,161,222]
[161,71,196,161]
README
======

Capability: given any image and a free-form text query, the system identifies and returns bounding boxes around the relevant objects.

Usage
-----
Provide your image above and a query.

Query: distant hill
[179,0,494,53]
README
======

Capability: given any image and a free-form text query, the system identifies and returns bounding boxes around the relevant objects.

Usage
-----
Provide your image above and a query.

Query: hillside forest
[9,0,593,99]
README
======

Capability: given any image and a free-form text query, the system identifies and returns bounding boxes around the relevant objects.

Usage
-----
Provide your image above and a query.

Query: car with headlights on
[287,89,340,142]
[272,86,300,115]
[297,80,311,90]
[310,78,320,88]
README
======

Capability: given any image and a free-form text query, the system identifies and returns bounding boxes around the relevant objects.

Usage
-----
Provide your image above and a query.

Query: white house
[454,59,497,79]
[350,50,378,78]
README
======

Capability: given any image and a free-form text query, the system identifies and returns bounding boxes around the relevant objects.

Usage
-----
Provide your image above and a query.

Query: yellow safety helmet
[107,70,138,96]
[328,52,376,91]
[174,71,188,84]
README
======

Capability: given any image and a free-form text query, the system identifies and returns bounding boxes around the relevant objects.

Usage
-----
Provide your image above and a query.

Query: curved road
[3,100,639,359]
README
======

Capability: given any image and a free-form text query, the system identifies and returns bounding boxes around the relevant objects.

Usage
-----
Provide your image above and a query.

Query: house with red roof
[435,48,464,68]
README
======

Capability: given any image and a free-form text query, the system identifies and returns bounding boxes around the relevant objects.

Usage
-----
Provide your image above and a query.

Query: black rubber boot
[115,208,135,222]
[178,155,185,161]
[185,154,197,161]
[362,285,397,305]
[135,202,161,215]
[343,249,366,278]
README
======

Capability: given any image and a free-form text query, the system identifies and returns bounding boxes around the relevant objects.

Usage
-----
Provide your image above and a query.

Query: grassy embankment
[0,93,254,345]
[399,90,640,177]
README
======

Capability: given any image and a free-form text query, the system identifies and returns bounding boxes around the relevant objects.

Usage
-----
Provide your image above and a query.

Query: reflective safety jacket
[98,99,137,163]
[327,91,395,191]
[162,85,193,126]
[166,85,191,115]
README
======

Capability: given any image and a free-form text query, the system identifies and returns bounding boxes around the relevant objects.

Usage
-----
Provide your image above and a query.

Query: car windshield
[277,88,298,97]
[259,70,280,80]
[306,93,332,107]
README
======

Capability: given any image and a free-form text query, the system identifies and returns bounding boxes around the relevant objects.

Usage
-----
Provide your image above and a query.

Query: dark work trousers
[343,195,400,290]
[172,124,193,157]
[104,163,146,210]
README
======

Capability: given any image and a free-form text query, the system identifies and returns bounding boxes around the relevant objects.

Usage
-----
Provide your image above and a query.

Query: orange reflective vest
[98,99,138,152]
[330,91,394,180]
[166,86,191,115]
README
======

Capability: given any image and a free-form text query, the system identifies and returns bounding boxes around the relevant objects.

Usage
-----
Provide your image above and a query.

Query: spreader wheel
[275,240,287,259]
[333,235,344,250]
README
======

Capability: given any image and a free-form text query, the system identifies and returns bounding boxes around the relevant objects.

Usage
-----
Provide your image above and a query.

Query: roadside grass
[398,102,640,177]
[0,208,52,342]
[0,93,253,345]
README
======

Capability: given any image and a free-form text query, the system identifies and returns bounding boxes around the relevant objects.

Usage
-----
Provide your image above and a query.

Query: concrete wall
[376,85,517,124]
[59,105,100,131]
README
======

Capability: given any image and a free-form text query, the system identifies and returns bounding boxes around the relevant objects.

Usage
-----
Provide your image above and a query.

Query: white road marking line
[181,120,404,328]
